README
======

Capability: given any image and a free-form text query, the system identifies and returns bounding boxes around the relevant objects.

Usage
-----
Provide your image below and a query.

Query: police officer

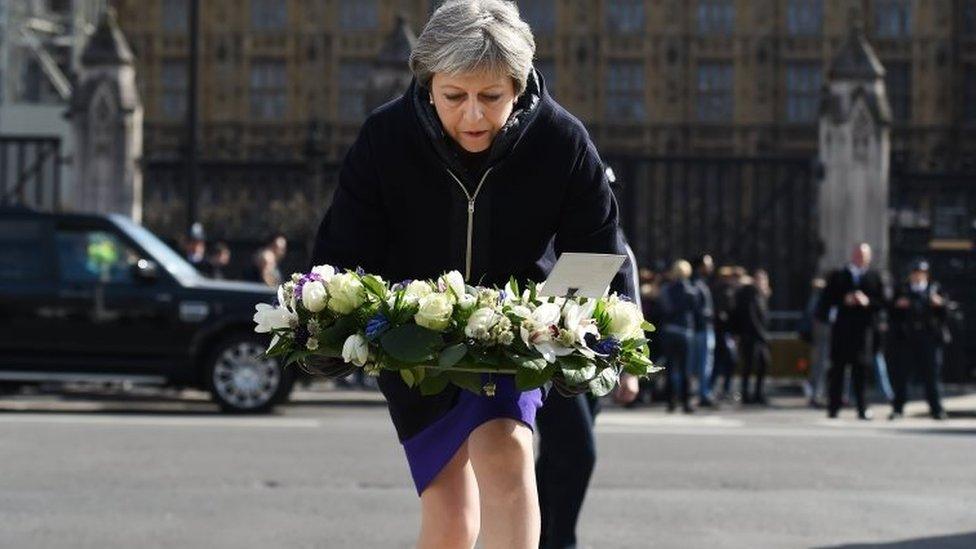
[888,259,951,420]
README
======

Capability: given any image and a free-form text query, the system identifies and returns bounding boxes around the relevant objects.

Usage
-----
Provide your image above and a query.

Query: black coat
[815,267,885,362]
[734,284,769,343]
[889,281,950,344]
[308,71,634,441]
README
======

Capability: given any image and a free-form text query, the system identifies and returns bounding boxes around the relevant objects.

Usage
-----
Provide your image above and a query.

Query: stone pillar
[67,8,143,223]
[818,27,892,273]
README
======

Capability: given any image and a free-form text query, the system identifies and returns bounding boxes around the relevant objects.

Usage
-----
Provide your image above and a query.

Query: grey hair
[410,0,536,96]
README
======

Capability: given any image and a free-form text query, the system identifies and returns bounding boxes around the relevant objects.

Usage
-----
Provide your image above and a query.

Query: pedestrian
[659,260,697,413]
[735,268,772,405]
[709,265,740,401]
[690,254,716,407]
[183,222,207,272]
[800,277,830,408]
[308,1,637,545]
[248,235,284,287]
[816,243,886,420]
[888,259,952,420]
[200,241,231,279]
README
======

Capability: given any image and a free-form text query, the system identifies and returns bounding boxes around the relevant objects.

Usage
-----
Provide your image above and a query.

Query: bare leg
[467,418,540,549]
[417,442,480,549]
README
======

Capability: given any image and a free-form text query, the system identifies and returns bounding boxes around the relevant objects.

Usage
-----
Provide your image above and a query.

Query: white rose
[341,334,369,366]
[301,280,328,313]
[253,303,297,333]
[439,270,466,300]
[415,293,454,331]
[607,300,645,340]
[310,264,336,282]
[465,307,500,340]
[327,273,366,314]
[403,280,434,305]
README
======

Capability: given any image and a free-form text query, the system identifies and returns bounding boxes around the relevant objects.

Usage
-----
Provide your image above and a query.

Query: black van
[0,207,295,413]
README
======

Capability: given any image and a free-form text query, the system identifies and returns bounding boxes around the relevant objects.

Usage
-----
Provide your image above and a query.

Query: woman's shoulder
[530,96,593,151]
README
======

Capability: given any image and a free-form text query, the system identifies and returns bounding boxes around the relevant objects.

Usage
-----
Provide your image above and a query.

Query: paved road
[1,387,974,548]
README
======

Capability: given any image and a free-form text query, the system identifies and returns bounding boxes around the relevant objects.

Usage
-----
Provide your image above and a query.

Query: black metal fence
[606,154,821,313]
[890,164,976,381]
[0,136,63,212]
[142,157,339,277]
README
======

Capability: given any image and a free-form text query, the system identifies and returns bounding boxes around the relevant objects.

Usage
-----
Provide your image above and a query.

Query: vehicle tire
[204,333,295,414]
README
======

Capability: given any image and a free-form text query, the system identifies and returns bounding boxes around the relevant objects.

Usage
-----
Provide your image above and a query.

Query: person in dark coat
[308,2,636,546]
[709,266,740,400]
[888,260,951,420]
[735,268,772,405]
[816,243,886,420]
[690,254,716,407]
[659,260,697,413]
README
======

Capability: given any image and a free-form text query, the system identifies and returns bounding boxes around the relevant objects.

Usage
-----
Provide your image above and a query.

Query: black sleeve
[553,139,634,300]
[308,122,389,273]
[815,272,838,323]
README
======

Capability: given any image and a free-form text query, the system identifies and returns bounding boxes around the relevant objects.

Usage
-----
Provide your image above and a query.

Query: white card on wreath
[537,252,626,299]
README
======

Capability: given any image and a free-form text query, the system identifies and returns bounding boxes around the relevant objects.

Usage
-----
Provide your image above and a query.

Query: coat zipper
[445,167,493,280]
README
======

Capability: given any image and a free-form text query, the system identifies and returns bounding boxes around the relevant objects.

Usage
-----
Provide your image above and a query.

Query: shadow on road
[813,531,976,549]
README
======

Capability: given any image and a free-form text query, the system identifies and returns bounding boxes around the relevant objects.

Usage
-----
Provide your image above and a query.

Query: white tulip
[439,271,466,301]
[341,334,369,366]
[465,307,500,340]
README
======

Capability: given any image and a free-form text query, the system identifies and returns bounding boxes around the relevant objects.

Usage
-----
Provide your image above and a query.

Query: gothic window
[340,0,379,31]
[697,0,735,36]
[250,60,287,120]
[875,0,912,38]
[786,0,822,36]
[785,62,822,123]
[605,0,644,34]
[697,62,733,122]
[160,60,187,119]
[161,0,188,33]
[338,61,372,122]
[251,0,287,31]
[884,61,911,122]
[605,61,645,122]
[519,0,556,34]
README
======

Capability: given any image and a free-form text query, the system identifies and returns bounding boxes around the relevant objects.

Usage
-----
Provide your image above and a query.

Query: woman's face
[430,70,517,153]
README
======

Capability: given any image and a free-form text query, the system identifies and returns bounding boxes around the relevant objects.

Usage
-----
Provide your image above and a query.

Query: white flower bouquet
[253,265,661,396]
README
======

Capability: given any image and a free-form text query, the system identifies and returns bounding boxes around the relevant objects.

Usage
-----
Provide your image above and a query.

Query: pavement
[0,381,974,548]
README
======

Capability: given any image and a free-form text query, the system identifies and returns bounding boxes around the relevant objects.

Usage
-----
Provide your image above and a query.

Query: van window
[0,219,48,282]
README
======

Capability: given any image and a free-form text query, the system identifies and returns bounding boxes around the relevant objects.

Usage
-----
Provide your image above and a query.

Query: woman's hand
[612,373,640,405]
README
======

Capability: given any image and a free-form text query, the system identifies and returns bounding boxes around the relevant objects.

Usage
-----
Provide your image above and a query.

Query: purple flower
[498,290,508,303]
[365,313,390,340]
[355,267,366,276]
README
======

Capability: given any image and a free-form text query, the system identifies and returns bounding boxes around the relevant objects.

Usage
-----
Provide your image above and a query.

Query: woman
[658,260,697,413]
[310,1,634,547]
[736,268,772,405]
[312,0,633,548]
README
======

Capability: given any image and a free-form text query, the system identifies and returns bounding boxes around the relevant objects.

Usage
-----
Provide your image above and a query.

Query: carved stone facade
[68,9,144,222]
[818,28,892,272]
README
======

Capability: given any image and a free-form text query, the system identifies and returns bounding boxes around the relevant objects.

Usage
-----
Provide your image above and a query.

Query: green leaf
[470,348,503,366]
[412,366,426,385]
[380,324,443,364]
[507,276,520,297]
[361,275,388,300]
[557,355,591,370]
[400,368,415,387]
[588,367,618,397]
[560,363,596,385]
[438,343,468,369]
[319,316,358,349]
[515,363,554,391]
[419,373,451,395]
[507,352,548,372]
[641,320,656,332]
[447,371,484,395]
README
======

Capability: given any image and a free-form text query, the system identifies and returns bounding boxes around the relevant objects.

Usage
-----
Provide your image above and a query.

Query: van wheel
[205,334,295,414]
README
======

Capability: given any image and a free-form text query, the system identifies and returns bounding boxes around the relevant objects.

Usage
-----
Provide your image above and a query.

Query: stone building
[110,0,975,167]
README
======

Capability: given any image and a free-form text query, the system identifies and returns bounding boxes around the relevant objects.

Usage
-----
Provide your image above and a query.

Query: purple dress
[377,371,544,496]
